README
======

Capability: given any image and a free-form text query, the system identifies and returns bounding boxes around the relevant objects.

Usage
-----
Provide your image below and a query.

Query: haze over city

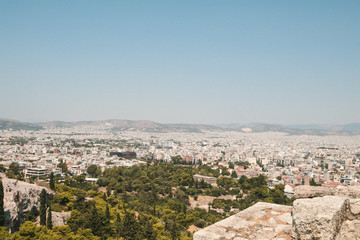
[1,1,360,125]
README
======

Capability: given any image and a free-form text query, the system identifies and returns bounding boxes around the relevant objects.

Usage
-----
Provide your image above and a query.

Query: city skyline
[1,1,360,124]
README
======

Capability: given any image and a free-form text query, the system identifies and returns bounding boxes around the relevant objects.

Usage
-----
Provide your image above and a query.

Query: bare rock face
[1,173,54,232]
[51,211,71,227]
[292,196,347,240]
[193,202,292,240]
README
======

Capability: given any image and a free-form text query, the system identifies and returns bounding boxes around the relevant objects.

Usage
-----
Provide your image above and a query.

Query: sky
[0,1,359,125]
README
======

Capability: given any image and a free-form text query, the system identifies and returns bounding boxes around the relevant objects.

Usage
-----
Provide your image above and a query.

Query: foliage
[50,172,55,191]
[7,163,293,239]
[87,165,102,178]
[39,189,46,226]
[47,205,53,229]
[0,180,4,226]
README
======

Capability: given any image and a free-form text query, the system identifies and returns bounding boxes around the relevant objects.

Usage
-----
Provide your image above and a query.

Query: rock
[193,202,292,240]
[292,196,347,240]
[349,199,360,216]
[294,185,360,199]
[0,173,54,232]
[51,211,71,227]
[333,186,360,198]
[336,220,360,240]
[293,186,333,199]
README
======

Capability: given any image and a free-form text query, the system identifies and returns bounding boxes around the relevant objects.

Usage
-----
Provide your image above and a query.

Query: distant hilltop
[1,118,360,135]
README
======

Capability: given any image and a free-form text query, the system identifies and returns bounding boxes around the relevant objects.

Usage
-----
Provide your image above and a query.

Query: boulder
[293,186,333,199]
[294,185,360,199]
[194,202,292,240]
[292,196,347,240]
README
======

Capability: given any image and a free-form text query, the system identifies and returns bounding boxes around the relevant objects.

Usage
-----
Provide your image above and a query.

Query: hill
[0,119,43,130]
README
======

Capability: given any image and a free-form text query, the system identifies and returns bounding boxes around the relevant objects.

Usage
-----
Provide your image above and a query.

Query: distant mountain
[38,119,223,133]
[235,123,357,136]
[0,119,43,130]
[2,118,360,135]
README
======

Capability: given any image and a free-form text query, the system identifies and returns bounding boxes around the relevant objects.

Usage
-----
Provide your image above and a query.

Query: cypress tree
[90,202,100,235]
[105,204,110,224]
[115,212,122,238]
[39,189,47,226]
[122,208,138,240]
[0,179,4,226]
[49,172,55,190]
[47,204,53,229]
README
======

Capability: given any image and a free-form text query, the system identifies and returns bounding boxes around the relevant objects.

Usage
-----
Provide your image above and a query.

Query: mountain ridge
[1,119,360,135]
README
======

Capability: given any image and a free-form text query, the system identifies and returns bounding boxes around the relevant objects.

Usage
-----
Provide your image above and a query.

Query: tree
[90,202,100,235]
[122,208,139,240]
[57,159,68,173]
[87,165,101,178]
[39,189,47,226]
[105,204,110,224]
[115,212,122,238]
[47,204,53,229]
[49,172,55,190]
[9,162,19,175]
[228,162,234,169]
[0,180,4,226]
[231,170,238,178]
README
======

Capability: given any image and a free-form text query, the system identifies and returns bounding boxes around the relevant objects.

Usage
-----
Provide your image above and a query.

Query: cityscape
[1,0,360,239]
[2,120,360,190]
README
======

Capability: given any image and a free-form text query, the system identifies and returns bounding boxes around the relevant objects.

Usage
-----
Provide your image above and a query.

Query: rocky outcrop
[294,185,360,199]
[194,202,292,240]
[0,173,54,232]
[51,211,71,227]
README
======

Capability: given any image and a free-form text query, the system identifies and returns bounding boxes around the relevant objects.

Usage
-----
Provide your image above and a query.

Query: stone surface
[193,202,292,240]
[336,220,360,240]
[51,211,71,227]
[349,199,360,216]
[292,196,347,240]
[294,185,360,199]
[293,186,333,199]
[0,173,54,232]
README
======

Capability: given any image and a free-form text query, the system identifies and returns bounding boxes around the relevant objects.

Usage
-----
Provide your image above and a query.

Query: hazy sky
[1,1,359,124]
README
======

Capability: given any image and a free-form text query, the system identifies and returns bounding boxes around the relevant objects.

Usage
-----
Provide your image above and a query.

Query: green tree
[0,180,4,226]
[49,172,55,190]
[105,204,110,224]
[47,204,52,229]
[39,189,47,226]
[87,164,101,177]
[9,162,19,175]
[228,162,234,169]
[122,208,139,240]
[57,159,68,173]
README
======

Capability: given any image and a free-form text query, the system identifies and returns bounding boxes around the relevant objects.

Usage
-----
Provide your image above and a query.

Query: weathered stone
[292,196,347,240]
[333,186,360,198]
[294,185,360,199]
[193,202,292,240]
[349,199,360,216]
[51,211,71,227]
[335,220,360,240]
[0,173,54,232]
[293,186,333,199]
